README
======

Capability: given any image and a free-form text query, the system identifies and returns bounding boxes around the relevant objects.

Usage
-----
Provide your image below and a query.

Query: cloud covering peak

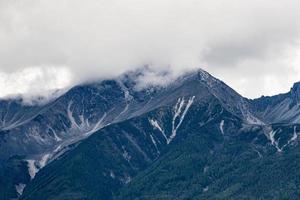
[1,0,300,99]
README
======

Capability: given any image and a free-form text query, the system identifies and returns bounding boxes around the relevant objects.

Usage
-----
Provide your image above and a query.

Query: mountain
[250,81,300,124]
[1,68,300,199]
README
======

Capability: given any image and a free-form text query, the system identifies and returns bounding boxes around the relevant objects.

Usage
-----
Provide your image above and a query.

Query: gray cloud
[0,0,300,99]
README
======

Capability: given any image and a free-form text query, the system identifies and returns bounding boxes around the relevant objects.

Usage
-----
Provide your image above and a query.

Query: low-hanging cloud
[1,0,300,99]
[0,66,72,104]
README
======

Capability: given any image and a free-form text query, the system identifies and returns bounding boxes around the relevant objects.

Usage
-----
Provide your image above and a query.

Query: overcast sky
[1,0,300,100]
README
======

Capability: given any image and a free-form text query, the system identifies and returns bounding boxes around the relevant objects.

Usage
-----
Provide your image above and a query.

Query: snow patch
[268,130,282,152]
[267,126,299,152]
[116,81,133,118]
[203,186,209,192]
[170,96,195,144]
[280,126,299,151]
[290,126,298,143]
[203,166,209,173]
[52,129,62,141]
[26,153,52,180]
[87,112,107,135]
[15,183,26,196]
[110,171,115,179]
[67,101,80,130]
[220,120,224,135]
[118,104,129,118]
[54,144,62,153]
[149,96,195,145]
[68,101,107,135]
[149,118,168,142]
[150,134,160,154]
[121,174,132,184]
[39,153,51,168]
[27,160,38,179]
[122,146,131,162]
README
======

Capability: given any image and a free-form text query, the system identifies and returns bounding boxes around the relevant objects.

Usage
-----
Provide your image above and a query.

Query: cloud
[0,66,72,103]
[0,0,300,99]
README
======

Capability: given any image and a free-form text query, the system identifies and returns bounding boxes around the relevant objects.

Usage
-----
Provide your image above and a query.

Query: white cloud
[0,0,300,99]
[0,66,72,102]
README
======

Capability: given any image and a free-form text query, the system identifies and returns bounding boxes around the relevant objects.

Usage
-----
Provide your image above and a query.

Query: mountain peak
[291,81,300,99]
[173,68,218,86]
[291,81,300,92]
[288,82,300,107]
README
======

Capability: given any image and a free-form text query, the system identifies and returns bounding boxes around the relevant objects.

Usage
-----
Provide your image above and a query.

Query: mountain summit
[291,81,300,101]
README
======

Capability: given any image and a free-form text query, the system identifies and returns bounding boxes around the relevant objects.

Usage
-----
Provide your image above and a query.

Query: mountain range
[1,68,300,200]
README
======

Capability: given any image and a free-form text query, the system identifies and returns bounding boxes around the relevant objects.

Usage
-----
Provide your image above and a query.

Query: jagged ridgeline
[1,68,300,200]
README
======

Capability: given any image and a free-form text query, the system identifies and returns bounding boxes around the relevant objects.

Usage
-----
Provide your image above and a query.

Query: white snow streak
[118,104,129,118]
[281,126,298,151]
[86,112,107,135]
[149,118,168,142]
[48,126,62,141]
[150,96,195,145]
[15,183,26,196]
[54,144,62,153]
[110,171,115,179]
[68,101,107,135]
[27,160,38,179]
[53,131,62,141]
[290,126,298,142]
[220,120,224,135]
[268,126,299,152]
[116,81,133,118]
[39,153,51,168]
[26,153,52,180]
[122,147,131,162]
[170,96,195,144]
[268,130,282,152]
[67,101,80,130]
[150,134,160,154]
